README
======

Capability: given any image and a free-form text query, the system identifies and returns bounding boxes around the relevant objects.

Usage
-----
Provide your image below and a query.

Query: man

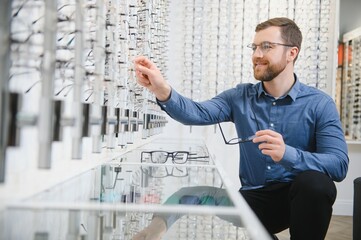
[133,17,349,240]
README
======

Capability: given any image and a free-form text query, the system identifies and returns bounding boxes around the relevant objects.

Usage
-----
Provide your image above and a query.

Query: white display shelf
[3,139,271,240]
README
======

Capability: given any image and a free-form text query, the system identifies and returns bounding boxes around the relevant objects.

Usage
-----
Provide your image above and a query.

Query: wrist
[155,84,171,102]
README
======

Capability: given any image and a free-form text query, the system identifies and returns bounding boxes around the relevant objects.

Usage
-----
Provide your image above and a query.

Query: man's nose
[252,46,264,58]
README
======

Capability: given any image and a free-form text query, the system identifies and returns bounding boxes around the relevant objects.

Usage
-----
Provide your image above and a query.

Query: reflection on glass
[141,165,189,178]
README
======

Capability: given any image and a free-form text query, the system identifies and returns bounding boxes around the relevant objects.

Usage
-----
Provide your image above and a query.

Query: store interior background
[329,0,361,215]
[163,0,361,217]
[0,0,360,228]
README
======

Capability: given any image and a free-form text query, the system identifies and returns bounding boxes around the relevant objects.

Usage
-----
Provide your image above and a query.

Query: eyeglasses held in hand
[216,102,260,145]
[217,122,256,145]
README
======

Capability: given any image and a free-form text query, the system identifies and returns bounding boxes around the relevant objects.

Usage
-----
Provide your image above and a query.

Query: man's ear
[288,47,299,63]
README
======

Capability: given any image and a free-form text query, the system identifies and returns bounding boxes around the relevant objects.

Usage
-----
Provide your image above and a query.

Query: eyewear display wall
[0,0,349,239]
[0,0,170,182]
[340,27,361,141]
[180,0,338,102]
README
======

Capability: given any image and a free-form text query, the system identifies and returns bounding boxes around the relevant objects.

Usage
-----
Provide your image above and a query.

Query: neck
[262,66,295,98]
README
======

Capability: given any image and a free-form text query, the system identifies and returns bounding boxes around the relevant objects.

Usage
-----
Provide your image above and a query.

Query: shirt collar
[256,74,300,101]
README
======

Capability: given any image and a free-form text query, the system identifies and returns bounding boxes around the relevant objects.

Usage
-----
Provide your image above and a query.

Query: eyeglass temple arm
[217,122,229,144]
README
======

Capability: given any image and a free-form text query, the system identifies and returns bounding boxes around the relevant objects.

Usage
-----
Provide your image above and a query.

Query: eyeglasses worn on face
[247,41,295,54]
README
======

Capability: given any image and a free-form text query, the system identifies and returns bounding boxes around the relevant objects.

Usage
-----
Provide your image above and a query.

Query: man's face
[251,26,289,82]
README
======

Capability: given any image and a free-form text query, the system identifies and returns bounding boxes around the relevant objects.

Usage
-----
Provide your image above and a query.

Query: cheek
[251,55,256,64]
[283,50,291,62]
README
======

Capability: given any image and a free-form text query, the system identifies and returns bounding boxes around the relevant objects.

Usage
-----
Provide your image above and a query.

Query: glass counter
[4,140,271,240]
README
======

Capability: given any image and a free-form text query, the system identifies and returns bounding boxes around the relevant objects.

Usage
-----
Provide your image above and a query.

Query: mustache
[253,60,269,66]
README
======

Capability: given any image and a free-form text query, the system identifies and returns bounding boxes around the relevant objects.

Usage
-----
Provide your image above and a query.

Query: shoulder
[232,82,259,95]
[213,83,257,106]
[296,83,337,117]
[297,82,333,103]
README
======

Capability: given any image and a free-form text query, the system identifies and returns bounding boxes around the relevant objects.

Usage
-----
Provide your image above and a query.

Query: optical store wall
[165,0,360,216]
[1,0,167,185]
[178,0,337,101]
[0,0,361,237]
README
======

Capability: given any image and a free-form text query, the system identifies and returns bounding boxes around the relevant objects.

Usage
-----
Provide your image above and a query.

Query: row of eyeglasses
[341,35,361,140]
[5,0,171,171]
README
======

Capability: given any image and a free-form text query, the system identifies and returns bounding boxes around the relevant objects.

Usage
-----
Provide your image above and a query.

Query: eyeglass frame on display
[141,150,210,164]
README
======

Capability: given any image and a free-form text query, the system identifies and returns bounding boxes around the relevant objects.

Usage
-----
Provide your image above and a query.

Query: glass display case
[3,139,271,240]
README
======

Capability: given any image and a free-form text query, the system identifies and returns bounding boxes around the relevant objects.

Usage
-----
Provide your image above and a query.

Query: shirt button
[272,102,276,106]
[267,166,271,170]
[162,105,166,108]
[270,123,274,127]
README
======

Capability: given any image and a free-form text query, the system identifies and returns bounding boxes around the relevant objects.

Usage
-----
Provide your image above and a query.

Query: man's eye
[261,43,271,50]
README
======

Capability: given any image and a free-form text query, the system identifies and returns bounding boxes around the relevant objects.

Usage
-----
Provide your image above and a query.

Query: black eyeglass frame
[217,122,256,145]
[216,99,261,145]
[141,150,190,164]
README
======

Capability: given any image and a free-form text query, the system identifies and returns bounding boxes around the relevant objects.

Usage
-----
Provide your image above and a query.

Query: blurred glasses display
[1,0,171,175]
[141,150,210,164]
[339,28,361,141]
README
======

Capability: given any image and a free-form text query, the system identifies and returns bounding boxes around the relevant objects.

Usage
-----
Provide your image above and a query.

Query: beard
[253,58,287,82]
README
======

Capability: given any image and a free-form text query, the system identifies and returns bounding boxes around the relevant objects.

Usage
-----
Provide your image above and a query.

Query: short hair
[255,17,302,62]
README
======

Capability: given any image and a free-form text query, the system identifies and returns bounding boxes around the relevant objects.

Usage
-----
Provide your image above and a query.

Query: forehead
[253,26,283,44]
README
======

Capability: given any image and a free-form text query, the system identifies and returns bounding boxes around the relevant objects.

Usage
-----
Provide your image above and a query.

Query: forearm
[157,88,227,125]
[280,145,349,181]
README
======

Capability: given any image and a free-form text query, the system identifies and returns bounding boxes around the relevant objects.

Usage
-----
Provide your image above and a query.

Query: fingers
[134,56,160,85]
[133,55,149,65]
[253,129,285,162]
[135,61,152,77]
[135,65,151,86]
[134,56,154,70]
[133,55,170,101]
[253,130,280,144]
[134,56,155,87]
[255,129,280,137]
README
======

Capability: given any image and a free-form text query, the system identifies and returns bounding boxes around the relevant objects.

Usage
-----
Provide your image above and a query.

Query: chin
[254,74,273,82]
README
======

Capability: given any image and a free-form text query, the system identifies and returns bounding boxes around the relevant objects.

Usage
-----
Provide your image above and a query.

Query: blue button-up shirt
[158,76,349,189]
